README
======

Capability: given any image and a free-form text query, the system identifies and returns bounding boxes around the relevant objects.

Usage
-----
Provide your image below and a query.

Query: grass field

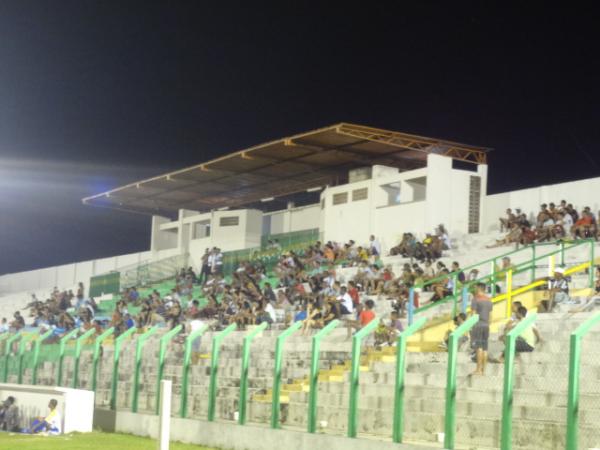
[0,431,215,450]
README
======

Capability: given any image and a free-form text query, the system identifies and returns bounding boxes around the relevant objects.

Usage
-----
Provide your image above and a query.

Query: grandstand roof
[82,123,489,216]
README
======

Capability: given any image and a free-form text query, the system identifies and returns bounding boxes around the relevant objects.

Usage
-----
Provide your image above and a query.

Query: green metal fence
[89,271,120,297]
[408,239,596,325]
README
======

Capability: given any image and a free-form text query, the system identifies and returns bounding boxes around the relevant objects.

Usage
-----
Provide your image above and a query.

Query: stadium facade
[2,122,600,296]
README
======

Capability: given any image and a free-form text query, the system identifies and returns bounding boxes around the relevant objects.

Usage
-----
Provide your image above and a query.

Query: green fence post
[531,244,536,282]
[393,316,427,443]
[73,328,96,389]
[208,323,237,421]
[132,325,160,413]
[3,333,22,383]
[308,319,340,433]
[155,324,183,414]
[566,312,600,450]
[32,329,53,385]
[271,321,302,429]
[180,324,209,418]
[490,260,497,296]
[17,335,33,384]
[500,312,537,450]
[451,273,459,318]
[444,314,479,450]
[92,327,114,392]
[239,322,269,425]
[348,318,380,438]
[110,326,136,410]
[57,328,79,387]
[589,239,595,289]
[0,333,9,380]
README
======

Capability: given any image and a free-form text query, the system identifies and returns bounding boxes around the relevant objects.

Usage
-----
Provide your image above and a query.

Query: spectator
[542,267,570,312]
[0,318,8,333]
[369,235,381,257]
[440,313,468,350]
[374,310,403,347]
[471,282,493,376]
[0,396,19,432]
[491,306,541,363]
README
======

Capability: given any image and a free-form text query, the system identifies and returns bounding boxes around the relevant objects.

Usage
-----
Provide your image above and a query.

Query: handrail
[132,325,161,412]
[3,332,22,382]
[239,322,269,425]
[57,328,79,386]
[92,326,114,392]
[110,326,137,410]
[444,314,479,450]
[566,312,600,450]
[500,312,537,450]
[270,321,303,429]
[208,323,237,421]
[348,318,380,438]
[73,328,97,389]
[410,239,595,324]
[180,323,209,418]
[32,329,53,385]
[393,316,427,443]
[17,335,34,384]
[155,324,183,414]
[307,319,340,433]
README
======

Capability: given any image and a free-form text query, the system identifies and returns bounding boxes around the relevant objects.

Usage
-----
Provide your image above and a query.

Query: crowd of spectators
[493,201,599,247]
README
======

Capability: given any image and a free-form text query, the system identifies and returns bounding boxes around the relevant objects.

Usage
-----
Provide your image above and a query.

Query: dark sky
[1,2,599,275]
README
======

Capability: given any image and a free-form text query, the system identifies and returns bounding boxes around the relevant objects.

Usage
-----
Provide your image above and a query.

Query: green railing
[239,322,269,425]
[500,312,538,450]
[132,325,161,413]
[208,323,237,422]
[393,316,427,443]
[180,324,209,418]
[307,319,340,433]
[16,335,33,384]
[566,312,600,450]
[156,324,183,414]
[92,327,114,392]
[348,318,380,438]
[409,239,595,325]
[270,321,303,428]
[444,314,479,450]
[57,328,79,386]
[110,327,137,410]
[3,332,21,382]
[73,328,96,389]
[32,329,53,385]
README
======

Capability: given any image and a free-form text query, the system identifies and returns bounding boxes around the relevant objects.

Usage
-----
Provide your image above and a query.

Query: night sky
[1,3,599,275]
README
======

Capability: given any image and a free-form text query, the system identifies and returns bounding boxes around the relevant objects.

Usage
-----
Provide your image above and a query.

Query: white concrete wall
[482,175,600,232]
[0,250,152,297]
[265,204,321,235]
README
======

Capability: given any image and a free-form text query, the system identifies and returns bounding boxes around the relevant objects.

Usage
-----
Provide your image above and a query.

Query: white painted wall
[0,250,152,297]
[265,204,321,235]
[482,175,600,232]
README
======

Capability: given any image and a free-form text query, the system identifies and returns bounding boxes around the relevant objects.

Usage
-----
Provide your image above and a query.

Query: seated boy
[29,399,61,435]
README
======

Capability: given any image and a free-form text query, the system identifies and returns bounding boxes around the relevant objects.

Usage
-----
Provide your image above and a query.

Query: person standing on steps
[470,282,493,376]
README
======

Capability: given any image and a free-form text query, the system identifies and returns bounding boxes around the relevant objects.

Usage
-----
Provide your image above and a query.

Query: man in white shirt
[30,399,61,435]
[369,235,381,257]
[338,286,354,316]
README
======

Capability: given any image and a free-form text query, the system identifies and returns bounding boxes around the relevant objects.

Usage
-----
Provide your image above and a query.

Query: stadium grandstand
[2,122,600,450]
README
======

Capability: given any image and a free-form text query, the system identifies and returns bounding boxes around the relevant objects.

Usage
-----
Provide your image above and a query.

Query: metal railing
[408,238,596,325]
[566,311,600,450]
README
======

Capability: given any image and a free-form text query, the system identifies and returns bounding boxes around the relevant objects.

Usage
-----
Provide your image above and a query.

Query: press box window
[219,216,239,227]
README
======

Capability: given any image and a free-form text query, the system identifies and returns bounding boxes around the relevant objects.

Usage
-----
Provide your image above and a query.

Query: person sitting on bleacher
[541,267,571,312]
[490,306,541,363]
[499,208,517,232]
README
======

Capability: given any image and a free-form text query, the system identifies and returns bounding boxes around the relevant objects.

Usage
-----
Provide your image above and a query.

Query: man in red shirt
[347,299,376,338]
[348,281,360,308]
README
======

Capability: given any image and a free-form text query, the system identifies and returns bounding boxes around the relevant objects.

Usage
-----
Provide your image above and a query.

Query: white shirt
[562,214,573,229]
[370,239,381,255]
[46,408,62,434]
[340,292,354,314]
[190,319,205,333]
[264,302,277,322]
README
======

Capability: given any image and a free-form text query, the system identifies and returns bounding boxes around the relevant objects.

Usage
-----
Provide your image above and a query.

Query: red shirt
[359,309,375,326]
[348,287,360,306]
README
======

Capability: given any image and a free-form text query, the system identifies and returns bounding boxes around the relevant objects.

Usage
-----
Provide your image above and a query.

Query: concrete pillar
[424,154,453,234]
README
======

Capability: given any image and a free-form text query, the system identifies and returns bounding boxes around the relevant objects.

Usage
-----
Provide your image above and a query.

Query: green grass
[0,431,216,450]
